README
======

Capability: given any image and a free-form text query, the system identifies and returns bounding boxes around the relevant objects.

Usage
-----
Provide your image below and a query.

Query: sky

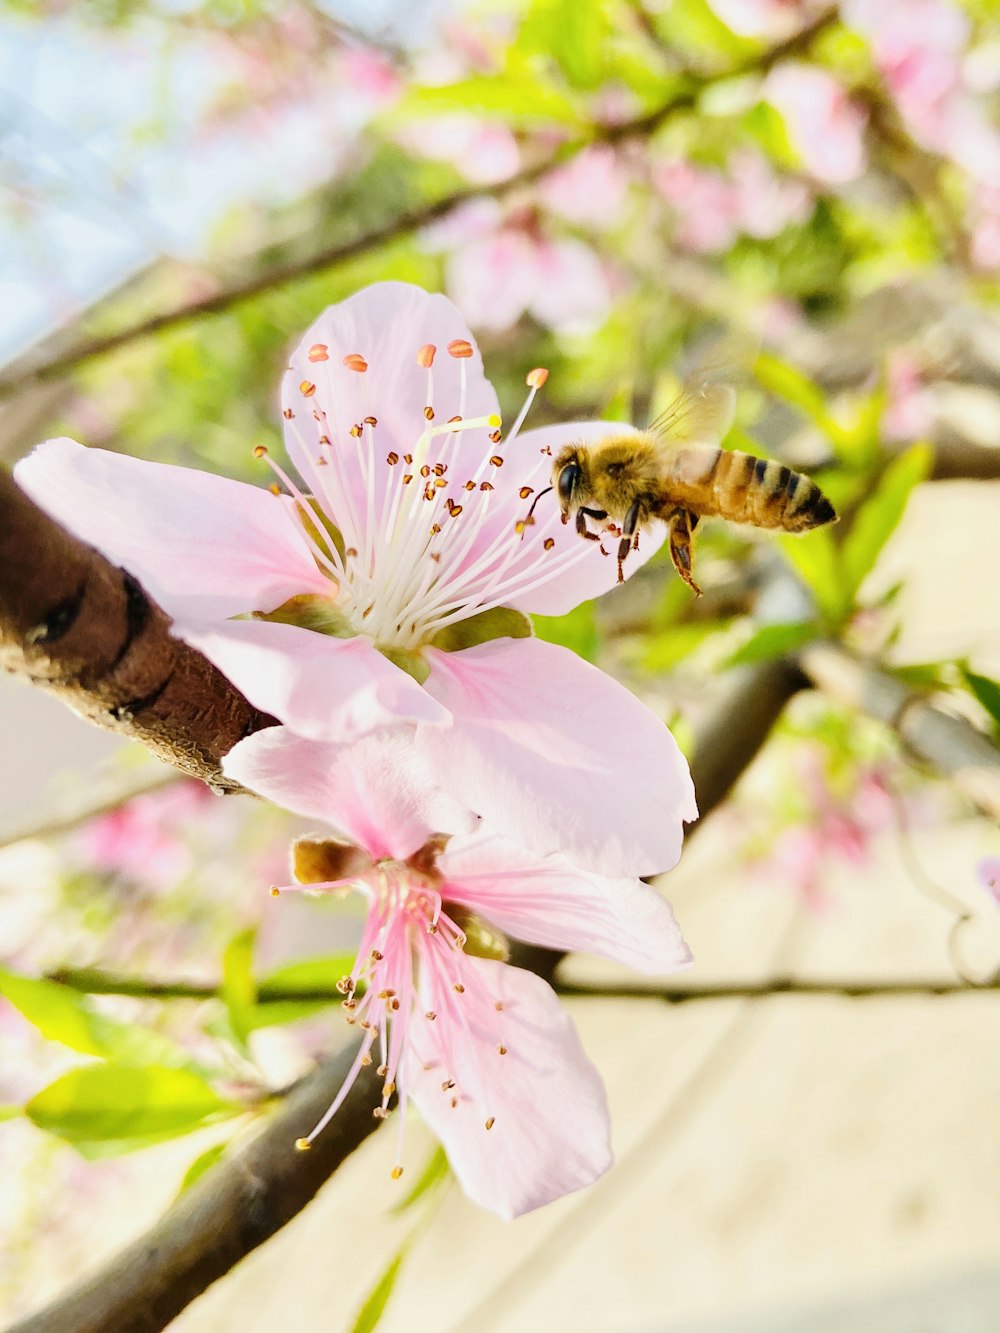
[0,0,442,364]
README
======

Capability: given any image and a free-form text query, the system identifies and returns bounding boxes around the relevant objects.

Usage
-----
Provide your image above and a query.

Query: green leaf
[754,352,828,423]
[391,1144,450,1215]
[891,661,955,690]
[841,443,932,602]
[777,526,846,625]
[0,967,111,1057]
[26,1065,235,1153]
[961,667,1000,736]
[517,0,609,89]
[639,618,732,673]
[250,953,358,1031]
[350,1245,408,1333]
[390,76,584,129]
[724,621,817,668]
[0,1105,22,1122]
[222,928,258,1050]
[177,1140,228,1195]
[532,601,600,663]
[0,967,194,1070]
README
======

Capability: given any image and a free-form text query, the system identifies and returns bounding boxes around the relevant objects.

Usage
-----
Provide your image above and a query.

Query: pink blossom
[73,781,212,891]
[226,729,690,1217]
[17,283,695,877]
[708,0,822,39]
[655,160,740,254]
[539,146,629,229]
[977,857,1000,909]
[398,114,521,185]
[443,222,612,333]
[336,46,401,109]
[655,152,811,253]
[882,351,934,441]
[765,64,868,184]
[843,0,1000,182]
[754,754,894,909]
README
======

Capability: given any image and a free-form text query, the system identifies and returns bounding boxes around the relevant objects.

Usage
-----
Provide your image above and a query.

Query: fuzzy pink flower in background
[708,0,823,39]
[978,858,1000,909]
[844,0,1000,185]
[398,114,521,186]
[224,729,691,1218]
[765,63,868,185]
[17,283,695,878]
[655,151,811,254]
[73,780,213,891]
[882,351,934,442]
[753,752,894,911]
[425,199,613,333]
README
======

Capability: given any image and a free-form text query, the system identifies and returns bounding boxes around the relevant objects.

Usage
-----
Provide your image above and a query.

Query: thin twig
[0,9,836,399]
[799,642,1000,824]
[42,965,1000,1005]
[0,766,181,851]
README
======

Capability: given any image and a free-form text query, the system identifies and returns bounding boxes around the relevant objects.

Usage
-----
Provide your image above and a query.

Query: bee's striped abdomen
[704,450,836,531]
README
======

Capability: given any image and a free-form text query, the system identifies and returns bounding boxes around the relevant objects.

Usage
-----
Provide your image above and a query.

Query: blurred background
[1,0,999,1329]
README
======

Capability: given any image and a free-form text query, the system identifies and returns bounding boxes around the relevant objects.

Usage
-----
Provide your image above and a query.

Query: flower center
[259,346,597,660]
[277,855,507,1177]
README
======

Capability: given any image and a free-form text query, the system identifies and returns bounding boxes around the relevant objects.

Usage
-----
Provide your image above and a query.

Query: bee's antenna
[525,485,552,522]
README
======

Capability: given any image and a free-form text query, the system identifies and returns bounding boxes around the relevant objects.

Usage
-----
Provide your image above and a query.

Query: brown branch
[800,643,1000,823]
[6,1047,382,1333]
[0,9,835,400]
[0,469,274,790]
[688,657,807,818]
[557,975,1000,1002]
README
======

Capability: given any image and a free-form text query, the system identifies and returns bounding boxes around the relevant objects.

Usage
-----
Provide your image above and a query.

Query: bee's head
[552,447,584,522]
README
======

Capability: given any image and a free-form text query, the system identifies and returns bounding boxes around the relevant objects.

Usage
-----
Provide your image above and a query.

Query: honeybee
[528,384,837,594]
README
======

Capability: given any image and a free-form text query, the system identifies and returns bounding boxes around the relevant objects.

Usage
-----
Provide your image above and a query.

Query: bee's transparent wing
[648,382,736,448]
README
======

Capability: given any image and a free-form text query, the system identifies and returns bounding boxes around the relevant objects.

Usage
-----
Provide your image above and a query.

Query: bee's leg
[575,506,607,541]
[668,509,703,596]
[617,499,643,584]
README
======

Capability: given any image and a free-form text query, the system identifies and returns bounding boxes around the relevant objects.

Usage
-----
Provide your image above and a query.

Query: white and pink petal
[405,956,611,1219]
[281,282,501,550]
[15,439,328,621]
[175,618,450,743]
[418,636,697,879]
[223,728,475,859]
[439,829,691,974]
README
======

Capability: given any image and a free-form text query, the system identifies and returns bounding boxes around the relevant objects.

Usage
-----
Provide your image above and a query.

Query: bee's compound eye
[557,461,581,508]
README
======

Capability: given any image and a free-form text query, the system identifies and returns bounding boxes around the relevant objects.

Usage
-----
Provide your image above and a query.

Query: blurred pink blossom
[977,857,1000,908]
[73,781,213,891]
[844,0,1000,183]
[654,151,811,254]
[755,753,895,910]
[539,146,629,228]
[337,46,402,109]
[766,63,868,184]
[882,351,934,441]
[400,115,521,185]
[427,201,613,333]
[708,0,822,39]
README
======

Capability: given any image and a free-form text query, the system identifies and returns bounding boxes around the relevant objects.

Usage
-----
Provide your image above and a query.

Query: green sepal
[448,906,510,963]
[430,606,532,653]
[378,644,431,684]
[255,594,354,638]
